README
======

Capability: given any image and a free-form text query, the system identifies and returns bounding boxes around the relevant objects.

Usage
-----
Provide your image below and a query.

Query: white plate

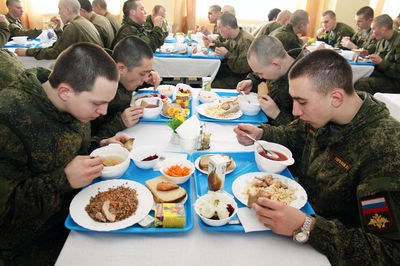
[69,179,153,231]
[131,93,171,106]
[231,172,307,209]
[196,103,243,120]
[194,156,236,175]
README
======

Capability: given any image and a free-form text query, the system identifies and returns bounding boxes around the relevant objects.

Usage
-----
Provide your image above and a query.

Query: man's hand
[14,48,27,56]
[120,106,143,128]
[153,16,164,28]
[202,35,214,47]
[215,46,228,57]
[259,95,280,119]
[253,197,307,236]
[145,71,161,89]
[370,54,383,65]
[200,26,210,35]
[316,27,325,37]
[0,15,7,24]
[100,133,131,147]
[233,123,263,145]
[340,36,357,49]
[65,156,104,189]
[50,16,62,31]
[236,79,253,94]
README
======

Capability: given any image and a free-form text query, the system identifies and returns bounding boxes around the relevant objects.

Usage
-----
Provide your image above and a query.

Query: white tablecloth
[351,64,374,83]
[374,93,400,121]
[153,57,221,81]
[55,90,330,266]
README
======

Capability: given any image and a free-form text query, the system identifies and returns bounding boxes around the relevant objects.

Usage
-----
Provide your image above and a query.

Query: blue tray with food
[131,90,193,123]
[65,153,194,233]
[192,151,314,232]
[196,91,268,124]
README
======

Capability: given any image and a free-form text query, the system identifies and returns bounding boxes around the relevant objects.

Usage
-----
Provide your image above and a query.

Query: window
[30,0,121,15]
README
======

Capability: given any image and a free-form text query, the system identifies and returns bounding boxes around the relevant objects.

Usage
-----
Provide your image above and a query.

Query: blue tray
[65,155,194,233]
[133,90,193,123]
[197,91,268,124]
[154,52,190,58]
[4,38,42,48]
[192,151,315,232]
[190,54,224,60]
[349,61,375,66]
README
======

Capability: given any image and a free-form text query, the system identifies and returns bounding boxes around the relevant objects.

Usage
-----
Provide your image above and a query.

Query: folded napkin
[176,116,200,140]
[237,207,270,233]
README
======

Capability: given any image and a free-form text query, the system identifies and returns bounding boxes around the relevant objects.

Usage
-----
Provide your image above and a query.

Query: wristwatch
[293,214,313,244]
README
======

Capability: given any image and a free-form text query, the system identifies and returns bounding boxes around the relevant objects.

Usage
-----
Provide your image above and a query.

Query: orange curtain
[305,0,322,37]
[173,0,196,33]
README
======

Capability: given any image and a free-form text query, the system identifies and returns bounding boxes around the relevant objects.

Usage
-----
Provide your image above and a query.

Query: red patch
[329,153,351,172]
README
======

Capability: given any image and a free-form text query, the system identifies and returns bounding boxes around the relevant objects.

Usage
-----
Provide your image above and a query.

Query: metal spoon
[244,132,279,160]
[239,90,251,104]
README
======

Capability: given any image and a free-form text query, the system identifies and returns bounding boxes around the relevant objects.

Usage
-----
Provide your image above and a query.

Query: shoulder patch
[361,197,393,230]
[329,153,351,172]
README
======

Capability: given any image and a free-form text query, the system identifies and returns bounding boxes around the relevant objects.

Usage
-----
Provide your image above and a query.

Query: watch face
[295,231,309,243]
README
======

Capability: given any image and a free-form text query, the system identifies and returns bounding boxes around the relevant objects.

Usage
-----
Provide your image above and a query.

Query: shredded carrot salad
[164,164,191,177]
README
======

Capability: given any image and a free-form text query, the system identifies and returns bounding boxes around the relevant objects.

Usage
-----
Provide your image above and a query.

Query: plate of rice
[196,102,242,120]
[231,172,307,209]
[69,179,153,231]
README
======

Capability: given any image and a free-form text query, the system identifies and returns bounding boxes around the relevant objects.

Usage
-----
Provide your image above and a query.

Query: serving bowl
[238,93,260,116]
[159,158,195,184]
[198,91,219,104]
[157,85,176,97]
[130,145,161,169]
[194,191,238,227]
[254,140,295,173]
[12,36,28,45]
[90,144,130,179]
[135,97,163,119]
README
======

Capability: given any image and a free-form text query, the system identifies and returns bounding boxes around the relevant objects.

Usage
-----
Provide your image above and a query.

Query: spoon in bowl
[244,132,279,160]
[239,90,251,104]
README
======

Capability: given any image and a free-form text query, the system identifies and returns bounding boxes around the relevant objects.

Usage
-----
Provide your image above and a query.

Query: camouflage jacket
[90,13,114,49]
[317,22,355,48]
[0,21,10,47]
[0,49,25,89]
[5,13,42,39]
[112,16,165,51]
[91,82,131,142]
[246,49,303,126]
[26,16,103,60]
[260,92,400,266]
[0,68,91,252]
[255,21,281,38]
[351,28,376,54]
[212,28,254,89]
[104,11,121,35]
[372,30,400,80]
[144,15,168,38]
[270,24,303,52]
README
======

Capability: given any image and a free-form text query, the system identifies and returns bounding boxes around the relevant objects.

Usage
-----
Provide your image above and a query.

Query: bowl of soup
[135,97,163,119]
[254,140,294,173]
[90,144,130,179]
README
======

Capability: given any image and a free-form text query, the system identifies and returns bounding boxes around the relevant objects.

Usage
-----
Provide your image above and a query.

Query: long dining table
[55,88,330,266]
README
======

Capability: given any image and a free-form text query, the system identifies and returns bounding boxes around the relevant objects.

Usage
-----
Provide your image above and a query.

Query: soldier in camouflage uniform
[237,36,302,126]
[78,0,114,49]
[355,15,400,94]
[92,36,161,142]
[340,6,377,55]
[255,10,292,38]
[5,0,42,40]
[234,49,400,265]
[317,10,355,48]
[203,13,254,89]
[144,5,169,37]
[92,0,121,35]
[0,15,25,89]
[270,10,309,52]
[0,43,124,265]
[14,0,103,60]
[198,5,221,35]
[112,0,165,51]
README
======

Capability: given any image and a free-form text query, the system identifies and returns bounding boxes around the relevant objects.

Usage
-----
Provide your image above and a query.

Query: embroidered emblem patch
[361,197,392,230]
[329,153,351,172]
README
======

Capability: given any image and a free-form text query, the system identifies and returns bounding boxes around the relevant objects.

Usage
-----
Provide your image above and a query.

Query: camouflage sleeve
[0,49,25,88]
[334,27,355,49]
[271,109,294,126]
[246,72,262,92]
[0,124,73,249]
[375,46,400,79]
[91,112,126,143]
[141,26,165,52]
[0,22,10,47]
[224,40,252,74]
[364,40,377,55]
[8,23,42,39]
[272,32,302,51]
[25,24,79,60]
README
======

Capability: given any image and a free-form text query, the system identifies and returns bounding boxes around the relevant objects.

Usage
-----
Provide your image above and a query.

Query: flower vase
[170,132,180,145]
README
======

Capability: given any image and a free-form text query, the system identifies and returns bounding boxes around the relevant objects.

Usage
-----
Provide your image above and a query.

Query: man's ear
[58,83,73,101]
[331,88,344,108]
[271,59,281,70]
[117,62,128,75]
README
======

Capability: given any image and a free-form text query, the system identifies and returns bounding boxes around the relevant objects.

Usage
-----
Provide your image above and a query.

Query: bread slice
[198,154,235,172]
[145,176,187,203]
[257,82,270,98]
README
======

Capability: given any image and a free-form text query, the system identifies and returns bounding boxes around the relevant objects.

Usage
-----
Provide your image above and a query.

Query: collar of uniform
[122,15,143,29]
[5,13,18,24]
